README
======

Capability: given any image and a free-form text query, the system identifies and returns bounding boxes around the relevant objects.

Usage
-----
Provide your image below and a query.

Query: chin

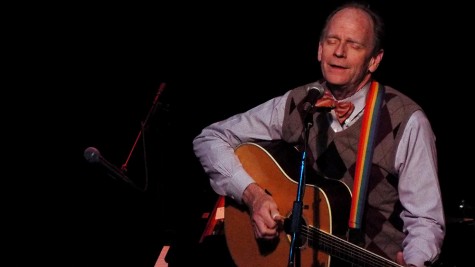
[324,77,347,86]
[323,70,348,84]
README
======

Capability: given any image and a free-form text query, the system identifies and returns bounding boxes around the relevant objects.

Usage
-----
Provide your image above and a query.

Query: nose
[334,43,346,57]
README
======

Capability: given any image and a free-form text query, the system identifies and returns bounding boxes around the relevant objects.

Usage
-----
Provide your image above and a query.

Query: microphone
[303,84,325,112]
[84,147,135,187]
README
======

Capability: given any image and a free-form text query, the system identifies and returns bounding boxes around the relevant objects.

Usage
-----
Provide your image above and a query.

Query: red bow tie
[315,89,355,124]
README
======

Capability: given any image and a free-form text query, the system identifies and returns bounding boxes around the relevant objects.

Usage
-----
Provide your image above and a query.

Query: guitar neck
[308,225,401,267]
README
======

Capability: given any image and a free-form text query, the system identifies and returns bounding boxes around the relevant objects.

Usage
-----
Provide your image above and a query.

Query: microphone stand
[120,82,166,191]
[287,110,313,267]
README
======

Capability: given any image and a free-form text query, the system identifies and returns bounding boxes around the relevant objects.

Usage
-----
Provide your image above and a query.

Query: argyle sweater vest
[281,81,421,261]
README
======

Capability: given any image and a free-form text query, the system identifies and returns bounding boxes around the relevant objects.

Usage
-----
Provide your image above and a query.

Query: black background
[16,1,474,266]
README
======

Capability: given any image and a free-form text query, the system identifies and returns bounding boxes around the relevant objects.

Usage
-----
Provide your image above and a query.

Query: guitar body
[224,142,352,267]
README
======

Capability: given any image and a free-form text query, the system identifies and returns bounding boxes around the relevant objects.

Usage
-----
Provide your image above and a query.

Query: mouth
[328,63,346,69]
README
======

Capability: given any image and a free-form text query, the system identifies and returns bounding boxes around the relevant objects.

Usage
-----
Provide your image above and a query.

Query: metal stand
[287,112,313,267]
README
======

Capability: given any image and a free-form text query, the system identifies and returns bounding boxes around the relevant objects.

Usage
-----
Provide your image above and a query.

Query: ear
[368,49,384,73]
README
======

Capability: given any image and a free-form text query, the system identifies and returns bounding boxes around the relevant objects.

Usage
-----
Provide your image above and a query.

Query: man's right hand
[242,183,284,240]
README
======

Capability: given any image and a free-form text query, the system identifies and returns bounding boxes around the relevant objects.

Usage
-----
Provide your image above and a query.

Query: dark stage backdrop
[28,1,473,266]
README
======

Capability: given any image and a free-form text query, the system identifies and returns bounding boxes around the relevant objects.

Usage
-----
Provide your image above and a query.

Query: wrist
[242,183,265,208]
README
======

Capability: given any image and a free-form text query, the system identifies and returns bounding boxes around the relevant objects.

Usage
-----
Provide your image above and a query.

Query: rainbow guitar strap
[348,81,385,237]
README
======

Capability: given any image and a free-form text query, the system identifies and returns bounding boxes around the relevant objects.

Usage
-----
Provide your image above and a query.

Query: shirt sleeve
[395,110,446,267]
[192,91,290,203]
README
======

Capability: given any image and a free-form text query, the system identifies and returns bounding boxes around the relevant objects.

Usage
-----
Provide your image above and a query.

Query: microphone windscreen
[84,147,101,163]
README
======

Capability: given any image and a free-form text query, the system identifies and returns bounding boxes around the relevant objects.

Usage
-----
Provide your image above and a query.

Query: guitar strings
[298,225,401,267]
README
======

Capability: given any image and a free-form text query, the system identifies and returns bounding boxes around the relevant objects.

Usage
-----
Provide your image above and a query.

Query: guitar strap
[348,81,385,238]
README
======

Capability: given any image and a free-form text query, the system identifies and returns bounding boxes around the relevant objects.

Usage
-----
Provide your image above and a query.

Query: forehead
[326,7,374,41]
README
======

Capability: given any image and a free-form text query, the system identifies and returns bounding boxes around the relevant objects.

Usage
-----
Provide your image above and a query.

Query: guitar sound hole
[283,216,308,249]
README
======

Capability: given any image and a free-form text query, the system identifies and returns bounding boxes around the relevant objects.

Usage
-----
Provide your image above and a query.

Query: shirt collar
[321,81,371,130]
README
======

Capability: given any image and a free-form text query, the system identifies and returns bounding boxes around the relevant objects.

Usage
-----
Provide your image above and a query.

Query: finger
[272,213,284,221]
[260,227,279,239]
[395,251,405,265]
[254,220,279,239]
[252,221,262,238]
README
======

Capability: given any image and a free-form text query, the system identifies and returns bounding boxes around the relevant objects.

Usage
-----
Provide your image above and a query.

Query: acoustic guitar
[224,141,402,267]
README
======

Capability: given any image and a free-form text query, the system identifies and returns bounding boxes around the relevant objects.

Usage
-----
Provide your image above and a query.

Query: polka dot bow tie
[315,89,355,124]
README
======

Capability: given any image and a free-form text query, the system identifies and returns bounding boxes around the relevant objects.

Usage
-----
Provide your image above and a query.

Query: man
[193,2,445,266]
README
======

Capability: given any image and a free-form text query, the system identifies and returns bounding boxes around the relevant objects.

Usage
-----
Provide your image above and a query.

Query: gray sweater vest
[282,81,421,261]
